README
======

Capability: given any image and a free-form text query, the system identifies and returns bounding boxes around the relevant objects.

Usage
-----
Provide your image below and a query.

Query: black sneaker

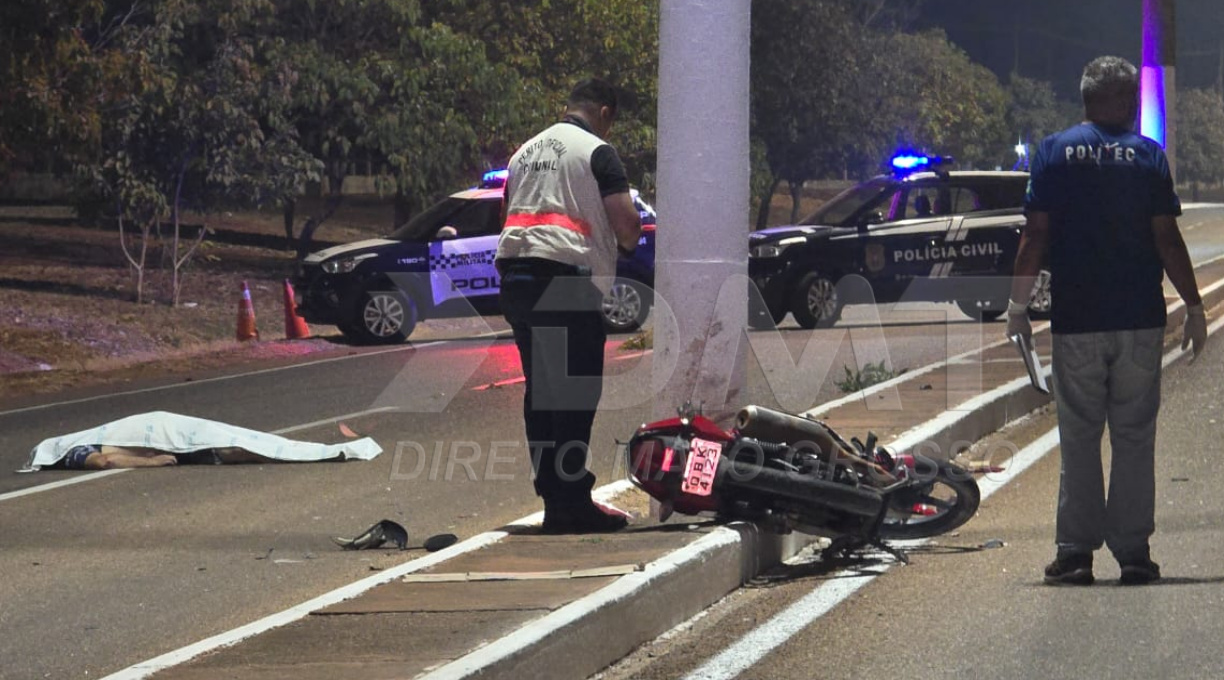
[1044,553,1094,586]
[1119,558,1161,586]
[542,500,629,534]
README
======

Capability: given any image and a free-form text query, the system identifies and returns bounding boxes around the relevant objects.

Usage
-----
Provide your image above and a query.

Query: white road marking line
[0,469,130,502]
[100,479,636,680]
[0,342,446,417]
[1,407,401,504]
[681,311,1224,680]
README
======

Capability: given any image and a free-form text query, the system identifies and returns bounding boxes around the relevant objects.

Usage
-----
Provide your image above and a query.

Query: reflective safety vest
[496,121,618,292]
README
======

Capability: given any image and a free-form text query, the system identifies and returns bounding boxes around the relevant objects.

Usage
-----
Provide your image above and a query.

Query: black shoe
[542,501,629,534]
[1119,558,1161,585]
[1044,553,1094,586]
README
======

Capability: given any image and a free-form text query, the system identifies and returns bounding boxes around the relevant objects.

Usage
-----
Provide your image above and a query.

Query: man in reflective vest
[496,79,643,533]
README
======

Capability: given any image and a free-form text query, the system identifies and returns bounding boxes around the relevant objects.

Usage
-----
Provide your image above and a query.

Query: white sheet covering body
[21,411,382,471]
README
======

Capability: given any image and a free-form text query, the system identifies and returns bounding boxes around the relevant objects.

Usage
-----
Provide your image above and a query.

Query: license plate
[681,437,723,496]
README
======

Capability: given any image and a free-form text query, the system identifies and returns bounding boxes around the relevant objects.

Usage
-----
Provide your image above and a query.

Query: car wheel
[791,273,842,329]
[602,278,652,333]
[1027,269,1052,320]
[956,299,1005,322]
[349,286,418,344]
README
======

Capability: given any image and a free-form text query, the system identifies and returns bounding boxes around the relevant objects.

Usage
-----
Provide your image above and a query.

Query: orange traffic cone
[236,281,259,342]
[282,279,311,340]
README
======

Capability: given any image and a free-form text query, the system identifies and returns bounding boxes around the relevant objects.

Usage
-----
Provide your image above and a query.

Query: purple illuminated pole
[1141,0,1176,177]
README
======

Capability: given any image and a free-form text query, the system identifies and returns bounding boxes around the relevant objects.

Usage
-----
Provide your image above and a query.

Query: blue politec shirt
[1025,122,1181,334]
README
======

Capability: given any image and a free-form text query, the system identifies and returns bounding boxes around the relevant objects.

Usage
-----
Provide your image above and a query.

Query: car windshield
[800,178,895,227]
[389,196,501,241]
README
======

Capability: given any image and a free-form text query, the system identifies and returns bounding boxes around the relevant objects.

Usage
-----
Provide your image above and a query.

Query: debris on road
[333,520,410,551]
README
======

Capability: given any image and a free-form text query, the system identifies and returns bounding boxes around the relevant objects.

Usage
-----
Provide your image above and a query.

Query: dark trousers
[499,259,607,504]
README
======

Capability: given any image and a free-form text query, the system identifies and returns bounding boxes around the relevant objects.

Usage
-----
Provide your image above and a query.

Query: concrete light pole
[653,1,751,420]
[1141,0,1177,178]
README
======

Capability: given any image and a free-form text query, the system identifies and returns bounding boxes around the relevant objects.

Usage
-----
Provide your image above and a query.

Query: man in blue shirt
[1007,56,1207,586]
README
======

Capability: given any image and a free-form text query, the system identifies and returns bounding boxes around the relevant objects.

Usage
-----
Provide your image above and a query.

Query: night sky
[917,0,1224,100]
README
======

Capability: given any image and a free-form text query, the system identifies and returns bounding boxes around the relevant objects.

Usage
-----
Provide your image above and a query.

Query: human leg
[529,277,606,503]
[1050,332,1111,557]
[94,445,178,468]
[1104,328,1163,580]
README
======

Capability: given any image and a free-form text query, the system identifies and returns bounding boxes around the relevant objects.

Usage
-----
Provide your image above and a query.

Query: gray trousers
[1051,328,1164,561]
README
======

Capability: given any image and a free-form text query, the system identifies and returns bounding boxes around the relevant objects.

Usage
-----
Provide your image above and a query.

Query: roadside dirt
[0,200,391,400]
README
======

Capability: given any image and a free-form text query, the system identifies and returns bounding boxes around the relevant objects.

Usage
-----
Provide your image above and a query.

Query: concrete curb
[429,275,1224,680]
[421,524,806,680]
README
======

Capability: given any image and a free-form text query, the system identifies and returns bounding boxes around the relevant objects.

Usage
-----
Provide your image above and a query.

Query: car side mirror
[860,212,885,229]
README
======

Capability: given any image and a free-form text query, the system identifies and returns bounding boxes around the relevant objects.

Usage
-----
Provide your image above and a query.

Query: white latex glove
[1006,300,1031,342]
[1183,303,1207,361]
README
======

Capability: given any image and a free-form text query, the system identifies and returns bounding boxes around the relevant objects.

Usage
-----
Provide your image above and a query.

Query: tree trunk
[296,173,344,261]
[283,199,297,244]
[394,192,417,232]
[116,207,151,305]
[789,180,804,224]
[754,175,781,231]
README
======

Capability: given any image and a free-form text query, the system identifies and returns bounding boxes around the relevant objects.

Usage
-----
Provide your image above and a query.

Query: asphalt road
[2,206,1222,680]
[595,205,1224,680]
[595,326,1224,680]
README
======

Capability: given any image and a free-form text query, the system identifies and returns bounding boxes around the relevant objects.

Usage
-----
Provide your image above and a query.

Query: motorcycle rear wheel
[877,462,980,539]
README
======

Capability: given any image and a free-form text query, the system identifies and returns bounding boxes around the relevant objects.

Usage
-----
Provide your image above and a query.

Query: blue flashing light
[889,152,949,176]
[891,154,930,171]
[481,168,509,188]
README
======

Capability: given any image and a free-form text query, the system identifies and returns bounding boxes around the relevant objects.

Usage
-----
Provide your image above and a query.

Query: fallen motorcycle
[625,404,981,563]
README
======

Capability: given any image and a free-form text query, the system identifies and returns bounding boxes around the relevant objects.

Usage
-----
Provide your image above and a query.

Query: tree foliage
[877,30,1010,171]
[1006,74,1080,158]
[752,0,874,223]
[1177,88,1224,198]
[749,2,1015,227]
[423,0,659,192]
[83,0,322,303]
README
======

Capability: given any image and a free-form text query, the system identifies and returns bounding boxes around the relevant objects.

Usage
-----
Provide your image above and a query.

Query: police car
[749,154,1050,329]
[294,170,657,344]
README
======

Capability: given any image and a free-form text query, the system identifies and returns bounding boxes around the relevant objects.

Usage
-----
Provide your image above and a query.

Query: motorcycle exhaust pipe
[718,459,884,518]
[735,405,846,456]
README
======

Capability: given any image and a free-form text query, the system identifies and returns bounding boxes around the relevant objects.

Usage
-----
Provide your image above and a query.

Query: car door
[850,181,954,303]
[426,193,503,307]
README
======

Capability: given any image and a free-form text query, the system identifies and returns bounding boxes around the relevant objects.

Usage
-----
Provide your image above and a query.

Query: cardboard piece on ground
[401,563,641,583]
[316,577,619,614]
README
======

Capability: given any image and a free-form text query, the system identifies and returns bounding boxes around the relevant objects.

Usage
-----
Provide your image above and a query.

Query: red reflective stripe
[504,213,593,237]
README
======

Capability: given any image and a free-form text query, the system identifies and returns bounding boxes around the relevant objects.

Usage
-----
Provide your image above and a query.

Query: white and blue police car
[294,170,658,344]
[748,154,1050,329]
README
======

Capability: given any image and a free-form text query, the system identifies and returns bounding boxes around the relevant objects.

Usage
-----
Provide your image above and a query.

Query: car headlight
[750,237,806,259]
[322,254,376,274]
[751,244,785,258]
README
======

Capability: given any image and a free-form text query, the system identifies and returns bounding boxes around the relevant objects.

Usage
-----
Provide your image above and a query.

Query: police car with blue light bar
[748,153,1050,329]
[293,170,658,344]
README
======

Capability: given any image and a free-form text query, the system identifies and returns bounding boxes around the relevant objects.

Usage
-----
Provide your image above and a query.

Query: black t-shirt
[1026,123,1181,334]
